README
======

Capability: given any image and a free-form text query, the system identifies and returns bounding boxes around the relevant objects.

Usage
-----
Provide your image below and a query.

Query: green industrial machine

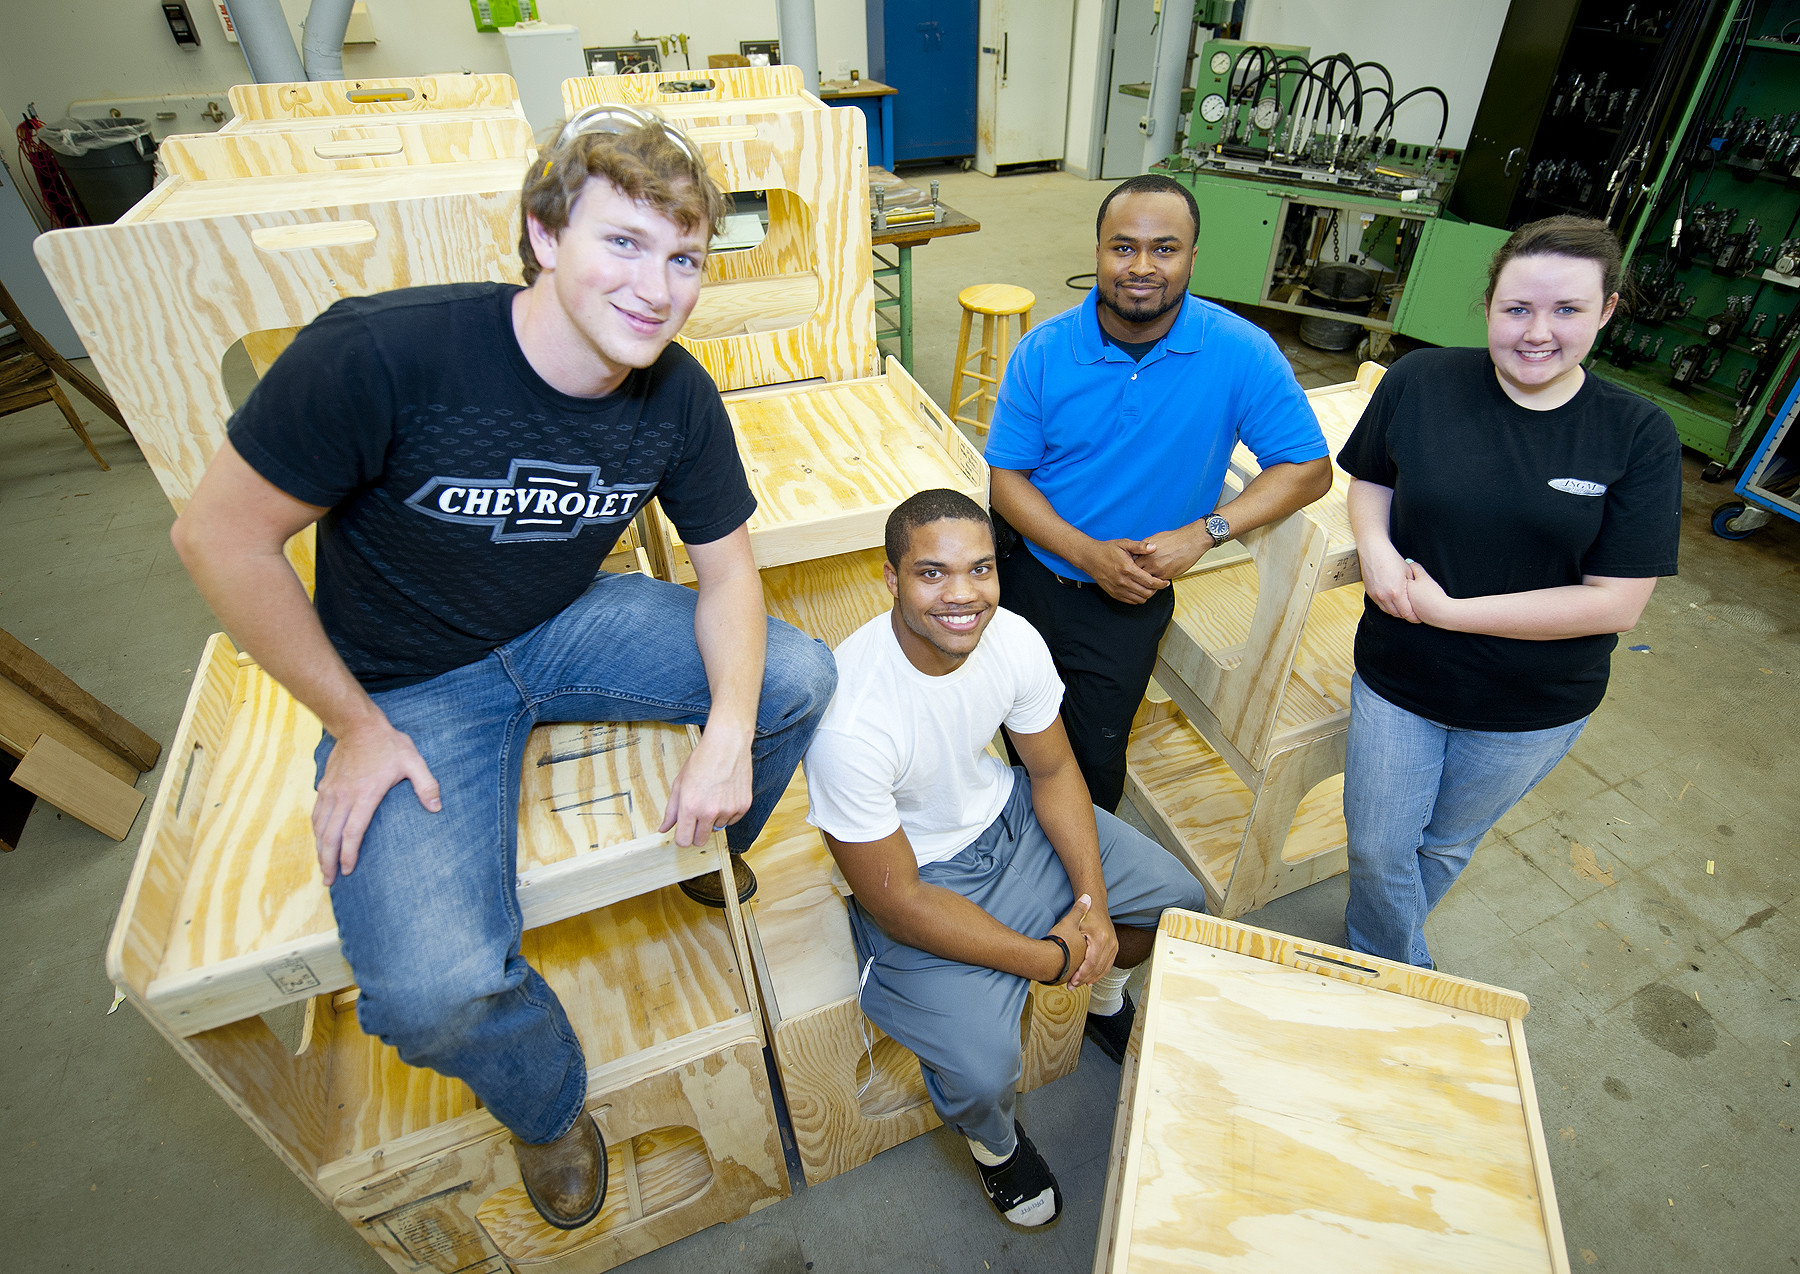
[1158,0,1800,454]
[1187,38,1310,152]
[1162,38,1498,356]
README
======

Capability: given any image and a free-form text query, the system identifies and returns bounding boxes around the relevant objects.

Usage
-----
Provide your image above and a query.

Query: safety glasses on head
[553,104,705,174]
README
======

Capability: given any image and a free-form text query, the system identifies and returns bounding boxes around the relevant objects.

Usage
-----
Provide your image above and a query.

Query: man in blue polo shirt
[986,174,1333,815]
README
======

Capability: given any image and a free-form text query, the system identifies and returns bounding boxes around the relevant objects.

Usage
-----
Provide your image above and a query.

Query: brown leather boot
[678,852,757,907]
[513,1112,607,1230]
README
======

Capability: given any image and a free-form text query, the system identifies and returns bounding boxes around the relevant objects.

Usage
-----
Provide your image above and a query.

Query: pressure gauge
[1210,51,1233,76]
[1252,98,1281,130]
[1198,93,1229,124]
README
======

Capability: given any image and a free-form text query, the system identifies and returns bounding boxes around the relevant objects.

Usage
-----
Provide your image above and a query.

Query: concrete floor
[3,166,1796,1274]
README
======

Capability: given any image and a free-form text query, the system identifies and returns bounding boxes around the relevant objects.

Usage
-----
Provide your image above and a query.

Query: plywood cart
[1093,909,1570,1273]
[564,67,877,391]
[222,74,528,125]
[36,154,797,1266]
[1125,364,1377,919]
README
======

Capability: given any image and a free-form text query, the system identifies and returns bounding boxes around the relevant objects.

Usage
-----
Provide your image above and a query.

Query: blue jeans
[846,770,1207,1156]
[1342,675,1585,968]
[317,570,836,1143]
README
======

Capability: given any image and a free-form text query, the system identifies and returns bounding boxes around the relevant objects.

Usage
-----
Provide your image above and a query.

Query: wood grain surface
[1098,913,1563,1274]
[36,177,525,513]
[562,72,877,392]
[227,75,524,121]
[161,117,534,180]
[10,733,145,840]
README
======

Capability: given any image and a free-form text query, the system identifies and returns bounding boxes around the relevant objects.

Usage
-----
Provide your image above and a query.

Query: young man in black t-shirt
[170,112,836,1231]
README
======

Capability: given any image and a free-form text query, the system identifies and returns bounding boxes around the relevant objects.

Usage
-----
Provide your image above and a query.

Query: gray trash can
[38,118,157,225]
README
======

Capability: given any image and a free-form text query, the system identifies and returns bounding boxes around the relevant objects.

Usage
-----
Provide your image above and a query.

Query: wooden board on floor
[1095,909,1568,1274]
[0,626,160,771]
[11,734,145,841]
[0,675,140,784]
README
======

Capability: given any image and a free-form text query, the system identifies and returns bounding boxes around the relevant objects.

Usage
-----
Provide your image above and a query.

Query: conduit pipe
[222,0,305,84]
[776,0,820,89]
[302,0,356,81]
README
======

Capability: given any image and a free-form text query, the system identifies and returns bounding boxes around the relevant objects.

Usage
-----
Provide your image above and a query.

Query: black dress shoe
[679,853,757,907]
[513,1112,607,1230]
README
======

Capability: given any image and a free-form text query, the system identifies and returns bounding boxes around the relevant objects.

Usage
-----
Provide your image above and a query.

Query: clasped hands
[1079,523,1214,604]
[1363,544,1452,626]
[1043,893,1119,988]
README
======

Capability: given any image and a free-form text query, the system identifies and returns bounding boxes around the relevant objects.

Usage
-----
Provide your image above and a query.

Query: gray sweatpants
[845,768,1207,1156]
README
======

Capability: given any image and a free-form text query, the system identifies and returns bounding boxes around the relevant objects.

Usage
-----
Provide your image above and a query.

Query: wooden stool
[949,283,1033,434]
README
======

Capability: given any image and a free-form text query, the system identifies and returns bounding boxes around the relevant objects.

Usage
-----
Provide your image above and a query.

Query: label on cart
[367,1183,495,1268]
[262,953,322,996]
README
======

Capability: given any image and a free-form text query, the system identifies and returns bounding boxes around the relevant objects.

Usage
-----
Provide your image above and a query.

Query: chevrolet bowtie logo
[405,460,654,543]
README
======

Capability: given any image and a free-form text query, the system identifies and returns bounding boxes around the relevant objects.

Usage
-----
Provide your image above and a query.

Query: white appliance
[501,22,587,139]
[976,0,1075,175]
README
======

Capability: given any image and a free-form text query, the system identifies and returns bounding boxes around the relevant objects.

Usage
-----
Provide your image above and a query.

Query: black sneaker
[1084,989,1135,1065]
[974,1120,1062,1227]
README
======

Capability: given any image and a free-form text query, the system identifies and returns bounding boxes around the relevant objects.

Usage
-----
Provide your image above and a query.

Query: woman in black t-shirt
[1335,216,1681,968]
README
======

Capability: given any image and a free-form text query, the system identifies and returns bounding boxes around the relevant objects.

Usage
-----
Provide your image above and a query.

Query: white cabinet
[976,0,1075,174]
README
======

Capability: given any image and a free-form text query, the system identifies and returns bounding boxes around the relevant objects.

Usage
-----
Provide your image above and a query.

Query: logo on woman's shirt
[1548,478,1607,497]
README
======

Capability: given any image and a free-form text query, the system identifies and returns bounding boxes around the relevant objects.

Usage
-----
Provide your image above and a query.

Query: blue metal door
[878,0,978,164]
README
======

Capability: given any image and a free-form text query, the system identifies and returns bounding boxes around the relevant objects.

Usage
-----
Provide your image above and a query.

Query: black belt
[1051,571,1096,590]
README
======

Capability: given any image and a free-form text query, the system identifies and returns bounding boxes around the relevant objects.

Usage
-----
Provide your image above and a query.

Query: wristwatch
[1203,513,1232,548]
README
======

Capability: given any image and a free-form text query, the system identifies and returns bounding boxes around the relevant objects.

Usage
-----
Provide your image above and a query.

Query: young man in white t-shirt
[803,489,1207,1229]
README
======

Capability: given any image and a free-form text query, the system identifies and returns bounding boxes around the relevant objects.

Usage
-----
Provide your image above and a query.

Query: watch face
[1252,98,1280,130]
[1210,50,1233,76]
[1199,93,1228,123]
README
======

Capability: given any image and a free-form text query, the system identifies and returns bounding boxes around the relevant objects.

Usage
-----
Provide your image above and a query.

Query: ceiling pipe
[302,0,356,81]
[221,0,305,84]
[775,0,820,89]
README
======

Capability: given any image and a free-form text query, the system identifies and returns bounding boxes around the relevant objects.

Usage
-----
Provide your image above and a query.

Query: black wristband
[1039,933,1071,985]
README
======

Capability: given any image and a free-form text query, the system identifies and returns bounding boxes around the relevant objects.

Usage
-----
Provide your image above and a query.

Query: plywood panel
[759,547,891,652]
[161,117,534,180]
[562,66,808,111]
[37,181,525,514]
[1223,362,1385,585]
[727,367,987,567]
[565,74,876,391]
[746,770,861,1022]
[1099,912,1563,1274]
[123,160,529,222]
[131,643,724,1034]
[228,75,523,121]
[329,1034,783,1273]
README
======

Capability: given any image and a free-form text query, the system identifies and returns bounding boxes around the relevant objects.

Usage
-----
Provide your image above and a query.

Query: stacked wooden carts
[33,64,1080,1271]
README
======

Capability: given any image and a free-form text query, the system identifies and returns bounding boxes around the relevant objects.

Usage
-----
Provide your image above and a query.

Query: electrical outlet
[837,59,850,77]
